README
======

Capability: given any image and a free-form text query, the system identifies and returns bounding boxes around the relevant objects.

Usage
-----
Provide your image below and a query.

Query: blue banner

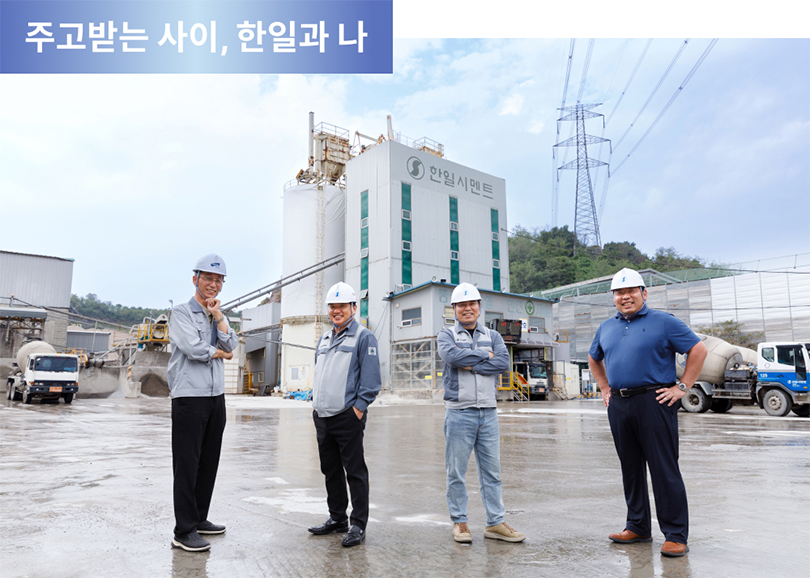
[0,1,392,73]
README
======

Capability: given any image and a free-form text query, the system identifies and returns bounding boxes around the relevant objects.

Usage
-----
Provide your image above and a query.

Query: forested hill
[509,225,706,295]
[70,294,170,329]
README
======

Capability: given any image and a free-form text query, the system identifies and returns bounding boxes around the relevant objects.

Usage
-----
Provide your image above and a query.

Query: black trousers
[172,394,226,535]
[607,389,689,543]
[313,407,369,530]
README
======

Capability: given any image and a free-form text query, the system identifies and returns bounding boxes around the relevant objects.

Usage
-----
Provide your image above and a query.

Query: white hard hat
[451,282,482,304]
[326,282,357,304]
[610,268,646,291]
[194,254,227,276]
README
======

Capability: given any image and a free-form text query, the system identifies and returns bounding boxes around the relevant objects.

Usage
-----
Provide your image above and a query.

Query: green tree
[694,320,764,350]
[508,225,710,294]
[71,294,170,329]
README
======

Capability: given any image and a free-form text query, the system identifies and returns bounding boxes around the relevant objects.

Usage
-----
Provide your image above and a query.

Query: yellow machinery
[497,372,530,402]
[138,315,169,345]
[63,348,89,367]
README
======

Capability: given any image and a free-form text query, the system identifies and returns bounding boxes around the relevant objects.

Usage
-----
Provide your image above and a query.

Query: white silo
[280,114,349,392]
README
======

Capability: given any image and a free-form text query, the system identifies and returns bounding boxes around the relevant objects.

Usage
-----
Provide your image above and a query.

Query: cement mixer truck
[677,335,809,417]
[6,341,80,404]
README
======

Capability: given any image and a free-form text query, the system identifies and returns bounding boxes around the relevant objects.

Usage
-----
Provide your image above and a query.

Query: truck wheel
[710,398,733,413]
[23,392,34,405]
[681,387,710,413]
[762,389,791,417]
[63,394,74,404]
[791,404,809,417]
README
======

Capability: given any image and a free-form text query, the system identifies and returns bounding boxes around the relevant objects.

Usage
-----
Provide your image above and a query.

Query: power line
[613,39,719,176]
[606,39,652,126]
[576,39,595,103]
[553,39,576,228]
[614,39,690,152]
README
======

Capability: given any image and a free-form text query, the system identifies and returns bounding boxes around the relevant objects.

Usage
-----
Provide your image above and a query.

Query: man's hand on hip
[656,385,686,406]
[600,385,611,408]
[353,406,364,420]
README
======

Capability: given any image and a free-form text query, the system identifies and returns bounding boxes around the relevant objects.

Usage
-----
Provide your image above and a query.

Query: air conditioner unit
[529,326,539,333]
[401,319,412,327]
[444,318,454,325]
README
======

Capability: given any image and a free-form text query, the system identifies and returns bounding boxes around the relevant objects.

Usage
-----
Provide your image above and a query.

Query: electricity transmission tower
[554,103,610,251]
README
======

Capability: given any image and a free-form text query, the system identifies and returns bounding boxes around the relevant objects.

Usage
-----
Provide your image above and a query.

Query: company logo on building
[406,156,425,180]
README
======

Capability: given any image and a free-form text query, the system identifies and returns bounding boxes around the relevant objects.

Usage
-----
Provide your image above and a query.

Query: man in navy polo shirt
[588,268,707,558]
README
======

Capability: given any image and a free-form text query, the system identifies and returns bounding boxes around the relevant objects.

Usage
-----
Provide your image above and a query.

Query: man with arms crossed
[438,282,526,544]
[168,254,237,552]
[308,282,381,547]
[589,268,707,557]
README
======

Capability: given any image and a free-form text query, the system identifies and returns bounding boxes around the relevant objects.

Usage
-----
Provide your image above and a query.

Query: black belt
[611,384,674,398]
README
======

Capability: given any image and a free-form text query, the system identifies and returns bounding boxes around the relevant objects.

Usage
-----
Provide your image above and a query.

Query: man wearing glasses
[167,254,237,552]
[308,282,381,547]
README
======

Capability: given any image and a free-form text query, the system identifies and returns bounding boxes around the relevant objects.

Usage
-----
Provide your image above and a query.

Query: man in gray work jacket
[167,254,238,552]
[438,282,525,544]
[307,282,381,547]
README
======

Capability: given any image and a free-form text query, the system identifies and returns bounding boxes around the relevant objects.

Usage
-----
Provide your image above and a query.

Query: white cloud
[499,94,524,115]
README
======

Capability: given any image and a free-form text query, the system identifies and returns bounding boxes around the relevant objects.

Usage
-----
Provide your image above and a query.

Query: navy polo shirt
[589,303,700,389]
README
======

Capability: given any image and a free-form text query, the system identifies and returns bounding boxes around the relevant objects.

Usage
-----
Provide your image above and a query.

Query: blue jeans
[444,407,505,527]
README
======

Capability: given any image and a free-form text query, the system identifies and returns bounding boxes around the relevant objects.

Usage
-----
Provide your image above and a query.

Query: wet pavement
[1,396,808,578]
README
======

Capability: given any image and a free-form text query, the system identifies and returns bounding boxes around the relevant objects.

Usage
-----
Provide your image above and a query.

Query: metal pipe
[221,253,346,313]
[308,111,314,167]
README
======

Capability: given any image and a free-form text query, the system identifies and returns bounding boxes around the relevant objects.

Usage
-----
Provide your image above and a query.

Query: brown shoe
[484,522,526,543]
[453,523,472,543]
[661,541,689,557]
[608,529,652,544]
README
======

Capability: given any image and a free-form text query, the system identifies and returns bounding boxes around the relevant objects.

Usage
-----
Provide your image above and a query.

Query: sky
[1,2,808,309]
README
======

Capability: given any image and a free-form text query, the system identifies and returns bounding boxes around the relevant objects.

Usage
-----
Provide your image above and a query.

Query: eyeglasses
[199,275,225,285]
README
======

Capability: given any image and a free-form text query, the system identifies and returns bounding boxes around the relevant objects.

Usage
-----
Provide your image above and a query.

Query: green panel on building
[361,226,368,250]
[450,230,459,252]
[402,250,412,286]
[490,208,498,232]
[492,240,500,259]
[451,260,460,285]
[402,219,412,242]
[360,257,369,291]
[360,299,368,318]
[361,190,368,220]
[492,268,501,291]
[449,197,458,223]
[402,183,411,211]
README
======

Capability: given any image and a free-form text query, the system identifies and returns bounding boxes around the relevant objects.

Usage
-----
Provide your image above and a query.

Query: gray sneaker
[172,531,211,552]
[197,521,226,535]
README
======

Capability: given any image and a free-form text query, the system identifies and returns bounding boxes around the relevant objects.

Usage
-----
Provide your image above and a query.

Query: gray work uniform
[167,297,237,536]
[168,298,238,398]
[311,318,381,531]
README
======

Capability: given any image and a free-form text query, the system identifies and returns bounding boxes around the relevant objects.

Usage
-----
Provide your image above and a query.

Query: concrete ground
[1,396,808,578]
